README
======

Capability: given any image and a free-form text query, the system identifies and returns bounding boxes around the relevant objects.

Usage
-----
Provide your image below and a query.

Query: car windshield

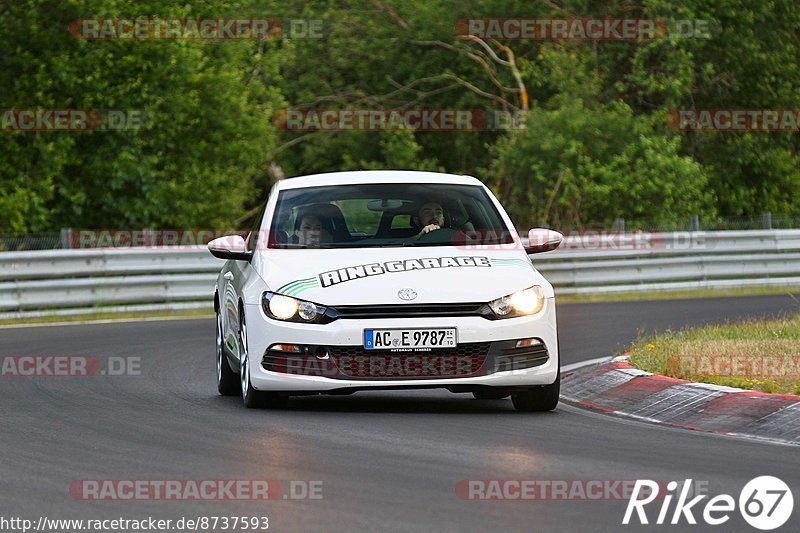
[268,183,515,249]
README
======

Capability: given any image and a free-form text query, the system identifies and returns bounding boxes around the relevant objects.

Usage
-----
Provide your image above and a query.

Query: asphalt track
[1,294,799,532]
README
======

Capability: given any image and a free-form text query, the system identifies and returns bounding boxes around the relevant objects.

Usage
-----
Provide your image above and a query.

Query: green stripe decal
[277,277,320,296]
[277,277,316,292]
[284,279,317,290]
[285,281,319,296]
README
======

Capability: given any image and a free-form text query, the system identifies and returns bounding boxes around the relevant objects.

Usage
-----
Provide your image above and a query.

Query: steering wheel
[416,226,456,243]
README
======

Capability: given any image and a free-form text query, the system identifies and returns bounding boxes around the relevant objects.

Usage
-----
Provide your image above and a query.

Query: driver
[294,214,323,247]
[412,202,446,240]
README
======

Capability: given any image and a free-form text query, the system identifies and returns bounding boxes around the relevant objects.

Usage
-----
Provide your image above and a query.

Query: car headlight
[262,292,331,323]
[487,286,545,318]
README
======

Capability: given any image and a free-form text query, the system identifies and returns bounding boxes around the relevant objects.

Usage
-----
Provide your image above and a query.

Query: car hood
[255,247,552,306]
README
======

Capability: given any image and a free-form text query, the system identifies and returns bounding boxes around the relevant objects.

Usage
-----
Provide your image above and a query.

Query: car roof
[275,170,484,190]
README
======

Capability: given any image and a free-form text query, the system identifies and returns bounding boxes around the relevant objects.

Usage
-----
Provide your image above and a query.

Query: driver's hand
[414,224,441,240]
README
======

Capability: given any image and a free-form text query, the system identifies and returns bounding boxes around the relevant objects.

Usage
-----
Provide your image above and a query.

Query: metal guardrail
[534,230,800,294]
[1,230,799,318]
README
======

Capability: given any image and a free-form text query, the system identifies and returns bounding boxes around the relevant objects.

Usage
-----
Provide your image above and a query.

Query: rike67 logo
[624,477,793,530]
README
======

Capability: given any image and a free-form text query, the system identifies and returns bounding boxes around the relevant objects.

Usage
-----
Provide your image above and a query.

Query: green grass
[628,313,800,395]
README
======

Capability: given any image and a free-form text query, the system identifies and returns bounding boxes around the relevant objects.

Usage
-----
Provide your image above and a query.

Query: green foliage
[1,0,798,232]
[487,98,713,228]
[1,0,285,230]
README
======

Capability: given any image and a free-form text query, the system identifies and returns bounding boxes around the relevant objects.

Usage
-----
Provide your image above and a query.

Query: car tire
[472,390,510,400]
[239,310,288,409]
[216,309,239,396]
[511,369,560,412]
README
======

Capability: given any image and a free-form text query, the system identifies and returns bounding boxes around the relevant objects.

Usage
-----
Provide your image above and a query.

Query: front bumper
[244,298,559,392]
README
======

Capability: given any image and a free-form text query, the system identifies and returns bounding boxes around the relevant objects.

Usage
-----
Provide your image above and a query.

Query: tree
[0,0,286,231]
[487,98,713,229]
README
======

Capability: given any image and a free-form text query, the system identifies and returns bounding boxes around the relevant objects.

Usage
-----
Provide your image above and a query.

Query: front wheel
[216,309,239,396]
[239,310,288,409]
[511,371,560,412]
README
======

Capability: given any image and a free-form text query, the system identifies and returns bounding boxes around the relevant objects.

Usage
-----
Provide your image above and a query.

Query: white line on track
[561,356,612,373]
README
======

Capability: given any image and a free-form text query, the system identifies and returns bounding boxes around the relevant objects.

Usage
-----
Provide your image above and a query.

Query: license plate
[364,328,457,350]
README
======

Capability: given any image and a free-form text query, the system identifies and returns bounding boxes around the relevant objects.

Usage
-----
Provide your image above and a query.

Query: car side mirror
[208,235,253,261]
[524,228,563,254]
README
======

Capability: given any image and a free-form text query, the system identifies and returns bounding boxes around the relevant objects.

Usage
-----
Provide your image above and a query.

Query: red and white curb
[561,356,800,445]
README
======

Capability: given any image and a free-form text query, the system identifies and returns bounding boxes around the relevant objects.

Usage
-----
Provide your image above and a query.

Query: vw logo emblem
[397,288,418,301]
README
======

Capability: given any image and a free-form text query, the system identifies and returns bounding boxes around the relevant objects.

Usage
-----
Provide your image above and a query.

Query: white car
[208,170,563,411]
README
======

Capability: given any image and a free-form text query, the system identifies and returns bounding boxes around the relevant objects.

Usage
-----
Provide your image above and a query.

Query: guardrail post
[762,212,772,229]
[689,215,699,232]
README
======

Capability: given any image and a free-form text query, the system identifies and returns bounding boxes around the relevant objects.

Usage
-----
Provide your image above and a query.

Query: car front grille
[261,340,550,380]
[262,342,490,380]
[329,303,489,319]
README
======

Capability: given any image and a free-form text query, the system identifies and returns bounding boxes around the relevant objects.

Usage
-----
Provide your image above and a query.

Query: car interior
[269,183,514,248]
[278,199,479,246]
